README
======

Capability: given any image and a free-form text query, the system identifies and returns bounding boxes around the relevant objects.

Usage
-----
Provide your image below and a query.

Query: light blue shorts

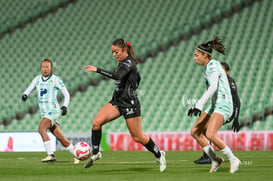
[42,109,61,126]
[204,102,233,124]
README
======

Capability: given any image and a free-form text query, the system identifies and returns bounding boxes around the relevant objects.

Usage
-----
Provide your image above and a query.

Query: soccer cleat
[41,154,56,162]
[156,151,166,172]
[84,152,102,168]
[209,156,224,172]
[194,155,212,164]
[230,157,241,173]
[73,158,80,164]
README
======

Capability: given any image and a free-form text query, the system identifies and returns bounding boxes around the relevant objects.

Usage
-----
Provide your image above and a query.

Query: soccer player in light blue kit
[22,59,79,164]
[188,37,240,173]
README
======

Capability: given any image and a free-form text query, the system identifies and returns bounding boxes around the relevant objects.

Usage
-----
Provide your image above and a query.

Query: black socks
[143,138,161,158]
[92,129,102,154]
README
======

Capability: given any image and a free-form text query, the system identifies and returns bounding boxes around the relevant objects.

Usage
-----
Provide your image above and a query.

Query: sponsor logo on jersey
[40,88,47,96]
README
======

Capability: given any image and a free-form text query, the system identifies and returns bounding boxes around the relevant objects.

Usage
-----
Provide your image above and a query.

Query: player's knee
[205,132,215,141]
[92,119,103,130]
[191,129,197,139]
[38,127,47,135]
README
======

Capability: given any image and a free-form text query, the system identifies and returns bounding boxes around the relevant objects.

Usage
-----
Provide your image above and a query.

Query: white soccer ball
[73,141,91,160]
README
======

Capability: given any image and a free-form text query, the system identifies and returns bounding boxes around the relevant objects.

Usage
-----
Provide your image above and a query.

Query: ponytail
[112,38,138,64]
[196,36,227,56]
[207,36,226,55]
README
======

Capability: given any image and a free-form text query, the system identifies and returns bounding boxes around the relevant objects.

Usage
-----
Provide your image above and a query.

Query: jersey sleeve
[195,75,219,110]
[56,77,70,107]
[96,59,134,80]
[23,76,38,96]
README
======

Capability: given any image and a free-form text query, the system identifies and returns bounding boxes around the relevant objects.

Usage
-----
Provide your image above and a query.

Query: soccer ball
[73,141,91,160]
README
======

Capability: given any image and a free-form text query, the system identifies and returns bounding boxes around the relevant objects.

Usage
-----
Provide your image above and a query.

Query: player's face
[111,45,128,62]
[41,61,52,77]
[194,50,209,65]
[194,50,205,65]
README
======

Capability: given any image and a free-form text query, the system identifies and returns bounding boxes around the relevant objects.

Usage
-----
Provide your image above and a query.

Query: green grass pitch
[0,151,272,181]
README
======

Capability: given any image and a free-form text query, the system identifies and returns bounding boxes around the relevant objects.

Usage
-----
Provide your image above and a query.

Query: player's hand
[61,106,67,116]
[188,107,201,117]
[84,65,97,72]
[232,118,240,133]
[22,94,27,101]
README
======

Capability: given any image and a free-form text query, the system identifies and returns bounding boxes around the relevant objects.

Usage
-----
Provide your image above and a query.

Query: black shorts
[109,97,141,119]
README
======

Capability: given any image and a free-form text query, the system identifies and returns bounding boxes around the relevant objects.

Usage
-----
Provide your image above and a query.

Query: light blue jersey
[23,74,70,120]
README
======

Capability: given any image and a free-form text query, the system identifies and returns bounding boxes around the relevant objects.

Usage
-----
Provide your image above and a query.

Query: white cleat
[84,152,102,168]
[156,151,166,172]
[230,157,241,173]
[209,156,224,172]
[41,155,56,162]
[73,158,80,164]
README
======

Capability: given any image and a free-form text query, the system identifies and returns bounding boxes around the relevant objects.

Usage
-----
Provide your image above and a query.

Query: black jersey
[227,75,241,126]
[97,56,141,101]
[228,75,240,107]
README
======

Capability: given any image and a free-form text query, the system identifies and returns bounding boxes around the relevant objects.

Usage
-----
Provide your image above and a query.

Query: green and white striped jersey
[196,59,233,110]
[23,74,70,115]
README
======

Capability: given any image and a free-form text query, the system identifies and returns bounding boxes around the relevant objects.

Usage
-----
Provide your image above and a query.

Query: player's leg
[38,117,56,162]
[84,103,120,168]
[194,130,211,164]
[49,124,79,164]
[91,103,120,154]
[191,112,211,147]
[207,112,240,173]
[191,112,223,172]
[126,116,166,172]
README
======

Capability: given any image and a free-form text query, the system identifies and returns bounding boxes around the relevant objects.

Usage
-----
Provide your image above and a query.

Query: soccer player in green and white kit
[22,59,79,164]
[188,37,240,173]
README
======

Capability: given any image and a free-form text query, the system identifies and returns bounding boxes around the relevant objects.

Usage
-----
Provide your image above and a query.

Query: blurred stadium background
[0,0,272,147]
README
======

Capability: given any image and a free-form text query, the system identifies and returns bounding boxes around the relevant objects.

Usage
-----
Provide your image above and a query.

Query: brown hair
[112,38,138,64]
[196,36,227,57]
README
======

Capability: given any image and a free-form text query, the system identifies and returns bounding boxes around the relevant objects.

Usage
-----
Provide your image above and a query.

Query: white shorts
[42,109,61,126]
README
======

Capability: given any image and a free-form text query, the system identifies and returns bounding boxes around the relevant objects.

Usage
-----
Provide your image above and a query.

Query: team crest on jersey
[50,80,53,85]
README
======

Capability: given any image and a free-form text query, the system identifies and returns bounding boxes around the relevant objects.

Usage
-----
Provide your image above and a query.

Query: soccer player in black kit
[84,38,166,172]
[194,62,241,164]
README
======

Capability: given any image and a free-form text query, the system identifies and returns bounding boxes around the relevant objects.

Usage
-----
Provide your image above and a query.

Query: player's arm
[96,67,128,80]
[188,75,218,116]
[22,77,37,101]
[85,61,132,80]
[196,75,219,110]
[56,78,70,116]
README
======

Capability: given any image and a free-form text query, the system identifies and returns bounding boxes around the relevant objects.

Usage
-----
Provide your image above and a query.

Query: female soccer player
[188,37,240,173]
[22,59,79,164]
[194,62,241,165]
[84,38,166,172]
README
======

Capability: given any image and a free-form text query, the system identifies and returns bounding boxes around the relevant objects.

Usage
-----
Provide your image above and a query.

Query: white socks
[204,145,236,161]
[66,143,75,156]
[44,140,54,155]
[203,145,218,160]
[221,146,236,160]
